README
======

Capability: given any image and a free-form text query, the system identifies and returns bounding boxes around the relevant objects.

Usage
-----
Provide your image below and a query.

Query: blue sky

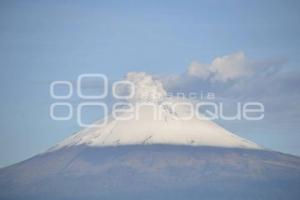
[0,0,300,166]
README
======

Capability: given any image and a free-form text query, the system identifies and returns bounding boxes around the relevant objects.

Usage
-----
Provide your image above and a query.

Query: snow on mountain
[50,72,261,151]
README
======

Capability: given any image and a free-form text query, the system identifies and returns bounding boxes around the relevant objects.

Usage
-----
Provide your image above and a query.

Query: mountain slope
[1,73,299,200]
[1,145,300,200]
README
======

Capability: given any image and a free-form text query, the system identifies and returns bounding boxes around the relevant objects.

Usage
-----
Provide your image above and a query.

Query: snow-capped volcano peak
[50,73,261,151]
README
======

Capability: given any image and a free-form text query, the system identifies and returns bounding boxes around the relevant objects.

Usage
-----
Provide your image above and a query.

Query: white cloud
[187,61,210,80]
[187,51,253,82]
[210,51,253,82]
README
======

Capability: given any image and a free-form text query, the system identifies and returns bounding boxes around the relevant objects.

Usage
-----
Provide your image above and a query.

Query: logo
[50,73,264,128]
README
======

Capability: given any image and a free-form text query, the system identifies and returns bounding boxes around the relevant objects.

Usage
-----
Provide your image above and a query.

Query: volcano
[1,73,300,200]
